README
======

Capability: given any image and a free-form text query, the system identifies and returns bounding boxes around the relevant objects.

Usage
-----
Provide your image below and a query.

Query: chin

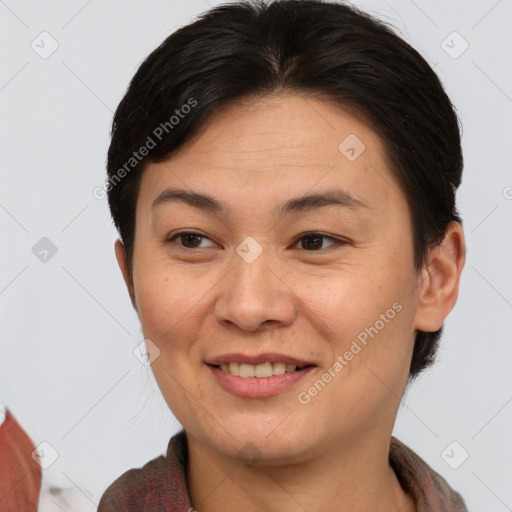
[203,419,317,466]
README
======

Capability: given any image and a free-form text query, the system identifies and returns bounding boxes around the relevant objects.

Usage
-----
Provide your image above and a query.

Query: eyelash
[164,231,348,252]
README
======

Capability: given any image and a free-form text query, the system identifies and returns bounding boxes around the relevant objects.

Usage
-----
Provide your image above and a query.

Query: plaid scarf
[97,431,468,511]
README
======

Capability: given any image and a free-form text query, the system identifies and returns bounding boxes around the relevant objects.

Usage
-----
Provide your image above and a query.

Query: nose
[213,245,297,332]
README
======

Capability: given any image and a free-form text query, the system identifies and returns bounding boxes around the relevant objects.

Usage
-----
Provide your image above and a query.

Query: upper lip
[205,353,314,368]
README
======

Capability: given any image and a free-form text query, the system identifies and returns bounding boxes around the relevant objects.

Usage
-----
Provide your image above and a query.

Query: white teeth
[255,362,273,378]
[228,362,240,376]
[272,362,286,375]
[239,363,255,378]
[218,361,300,377]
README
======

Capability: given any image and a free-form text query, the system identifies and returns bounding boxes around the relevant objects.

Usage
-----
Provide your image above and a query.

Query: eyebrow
[150,187,373,217]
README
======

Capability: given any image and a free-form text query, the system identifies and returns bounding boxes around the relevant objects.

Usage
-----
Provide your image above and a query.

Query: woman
[97,0,467,510]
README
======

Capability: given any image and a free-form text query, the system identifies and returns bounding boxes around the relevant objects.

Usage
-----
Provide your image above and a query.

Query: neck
[186,431,415,512]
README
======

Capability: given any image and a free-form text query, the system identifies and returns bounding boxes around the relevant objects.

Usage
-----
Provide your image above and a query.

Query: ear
[114,239,138,312]
[413,221,466,332]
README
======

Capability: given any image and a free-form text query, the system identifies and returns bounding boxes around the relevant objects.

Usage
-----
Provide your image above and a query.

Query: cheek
[306,259,406,334]
[133,268,212,423]
[134,267,203,349]
[301,298,415,434]
[304,256,417,386]
[321,288,412,378]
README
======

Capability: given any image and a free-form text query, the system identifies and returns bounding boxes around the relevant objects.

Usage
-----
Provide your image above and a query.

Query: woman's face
[118,93,431,462]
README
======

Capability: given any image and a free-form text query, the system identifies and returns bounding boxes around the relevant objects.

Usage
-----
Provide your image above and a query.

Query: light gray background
[1,0,511,510]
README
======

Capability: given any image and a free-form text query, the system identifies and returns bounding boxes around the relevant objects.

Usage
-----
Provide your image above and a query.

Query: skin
[115,92,466,512]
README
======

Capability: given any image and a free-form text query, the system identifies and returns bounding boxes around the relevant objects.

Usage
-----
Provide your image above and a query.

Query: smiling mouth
[211,362,313,378]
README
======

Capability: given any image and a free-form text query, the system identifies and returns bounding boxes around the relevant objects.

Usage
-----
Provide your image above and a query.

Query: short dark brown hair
[106,0,463,380]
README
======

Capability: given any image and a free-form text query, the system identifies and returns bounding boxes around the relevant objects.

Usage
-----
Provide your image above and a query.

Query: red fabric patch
[0,408,42,512]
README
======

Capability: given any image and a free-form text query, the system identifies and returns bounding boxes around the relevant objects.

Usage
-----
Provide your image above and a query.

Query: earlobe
[114,239,137,312]
[413,221,466,332]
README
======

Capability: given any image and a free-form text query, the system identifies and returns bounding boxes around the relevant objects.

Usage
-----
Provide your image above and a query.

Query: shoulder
[97,430,189,512]
[390,437,468,511]
[97,454,171,511]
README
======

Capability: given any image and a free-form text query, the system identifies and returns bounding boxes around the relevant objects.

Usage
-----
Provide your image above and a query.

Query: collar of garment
[97,430,468,512]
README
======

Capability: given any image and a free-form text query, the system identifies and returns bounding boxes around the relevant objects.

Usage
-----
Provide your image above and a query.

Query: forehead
[137,93,407,219]
[163,93,382,169]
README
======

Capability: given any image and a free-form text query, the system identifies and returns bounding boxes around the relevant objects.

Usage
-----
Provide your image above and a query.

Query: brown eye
[296,233,342,251]
[166,231,215,249]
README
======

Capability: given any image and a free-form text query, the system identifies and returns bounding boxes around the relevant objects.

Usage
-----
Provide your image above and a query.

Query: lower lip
[207,364,315,398]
